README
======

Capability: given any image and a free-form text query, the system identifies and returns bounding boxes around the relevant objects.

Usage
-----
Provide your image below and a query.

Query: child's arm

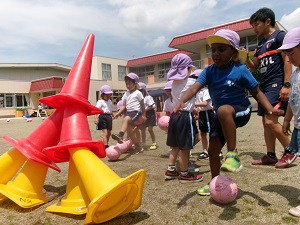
[113,102,126,119]
[249,86,284,116]
[195,100,209,108]
[245,53,260,72]
[283,104,293,135]
[174,82,203,112]
[140,100,146,117]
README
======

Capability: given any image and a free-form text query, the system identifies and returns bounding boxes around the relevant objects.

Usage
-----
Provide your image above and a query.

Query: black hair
[250,7,275,27]
[125,76,135,83]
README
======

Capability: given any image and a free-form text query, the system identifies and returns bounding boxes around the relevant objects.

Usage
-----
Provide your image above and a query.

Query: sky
[0,0,299,67]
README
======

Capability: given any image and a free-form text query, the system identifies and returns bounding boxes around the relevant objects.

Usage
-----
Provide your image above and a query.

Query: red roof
[169,18,251,47]
[126,50,192,67]
[30,77,65,92]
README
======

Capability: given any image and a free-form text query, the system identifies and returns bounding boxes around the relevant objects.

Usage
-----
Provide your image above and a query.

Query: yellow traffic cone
[46,158,89,214]
[0,148,27,202]
[68,147,146,224]
[0,160,57,208]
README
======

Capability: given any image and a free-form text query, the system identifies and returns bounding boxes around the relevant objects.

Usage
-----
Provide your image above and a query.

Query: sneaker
[131,146,144,155]
[275,152,298,169]
[197,151,209,160]
[252,154,278,165]
[219,152,224,161]
[165,169,179,180]
[188,161,200,172]
[111,133,124,144]
[178,172,203,184]
[164,149,172,157]
[197,184,210,196]
[220,152,243,172]
[149,142,157,150]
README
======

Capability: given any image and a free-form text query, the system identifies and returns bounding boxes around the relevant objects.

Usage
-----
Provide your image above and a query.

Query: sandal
[197,151,209,160]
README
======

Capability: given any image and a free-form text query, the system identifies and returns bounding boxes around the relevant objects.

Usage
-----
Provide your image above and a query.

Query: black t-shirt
[254,30,286,91]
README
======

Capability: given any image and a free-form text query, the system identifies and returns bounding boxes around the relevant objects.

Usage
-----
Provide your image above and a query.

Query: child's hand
[282,121,291,135]
[113,114,119,119]
[94,119,98,125]
[173,101,184,113]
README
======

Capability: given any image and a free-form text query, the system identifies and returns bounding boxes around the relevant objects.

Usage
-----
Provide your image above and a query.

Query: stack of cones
[0,33,146,224]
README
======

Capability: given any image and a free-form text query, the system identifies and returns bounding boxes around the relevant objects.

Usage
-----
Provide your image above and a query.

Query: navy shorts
[198,109,214,133]
[210,105,251,146]
[141,108,157,127]
[258,85,287,116]
[124,110,140,122]
[97,114,112,130]
[167,111,199,150]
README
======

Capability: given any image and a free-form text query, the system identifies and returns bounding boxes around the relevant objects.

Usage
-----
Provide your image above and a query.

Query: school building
[0,18,286,117]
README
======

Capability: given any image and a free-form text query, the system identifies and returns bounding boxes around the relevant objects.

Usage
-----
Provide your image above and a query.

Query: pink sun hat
[278,27,300,50]
[164,80,173,90]
[167,53,197,81]
[100,85,113,94]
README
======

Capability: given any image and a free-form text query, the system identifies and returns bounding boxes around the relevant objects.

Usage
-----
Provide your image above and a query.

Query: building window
[158,63,170,79]
[129,65,154,84]
[102,63,112,80]
[0,94,4,108]
[0,93,30,108]
[118,66,126,81]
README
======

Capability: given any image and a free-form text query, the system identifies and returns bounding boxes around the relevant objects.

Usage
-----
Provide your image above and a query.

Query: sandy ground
[0,113,299,225]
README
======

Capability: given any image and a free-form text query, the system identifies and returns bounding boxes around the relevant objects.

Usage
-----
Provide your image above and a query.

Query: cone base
[84,169,146,224]
[46,198,87,215]
[0,183,58,208]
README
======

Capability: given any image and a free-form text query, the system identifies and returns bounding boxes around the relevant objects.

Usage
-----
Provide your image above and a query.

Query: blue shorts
[210,105,251,146]
[198,109,214,133]
[97,114,112,130]
[166,111,198,150]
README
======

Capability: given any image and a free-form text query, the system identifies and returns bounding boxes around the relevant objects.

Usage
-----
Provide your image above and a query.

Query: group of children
[163,25,300,218]
[94,15,300,218]
[94,72,158,155]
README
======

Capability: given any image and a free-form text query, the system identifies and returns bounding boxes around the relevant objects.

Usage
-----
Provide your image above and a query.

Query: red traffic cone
[2,109,64,172]
[39,34,103,116]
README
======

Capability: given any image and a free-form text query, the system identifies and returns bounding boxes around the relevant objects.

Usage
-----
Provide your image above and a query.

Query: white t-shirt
[163,98,173,113]
[122,89,144,112]
[172,78,196,112]
[289,68,300,129]
[144,95,155,108]
[95,99,113,114]
[195,87,212,111]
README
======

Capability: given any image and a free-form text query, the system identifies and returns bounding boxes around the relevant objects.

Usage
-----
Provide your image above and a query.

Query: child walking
[94,85,113,149]
[173,29,284,194]
[138,82,158,150]
[112,73,146,153]
[164,53,203,183]
[276,27,300,217]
